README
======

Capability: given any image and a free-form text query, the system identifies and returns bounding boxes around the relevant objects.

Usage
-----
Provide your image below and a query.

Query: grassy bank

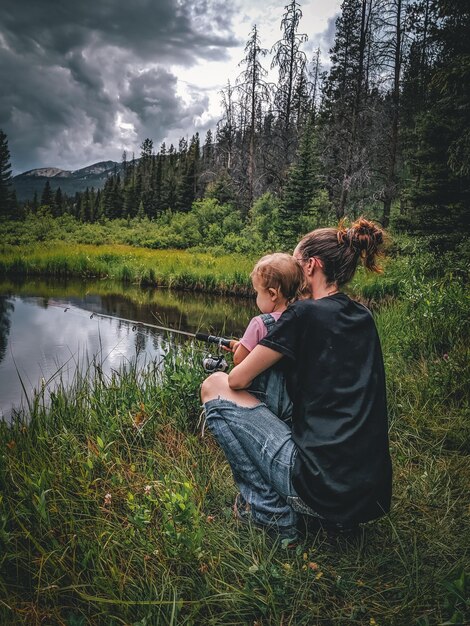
[0,232,460,303]
[0,243,255,296]
[1,240,469,625]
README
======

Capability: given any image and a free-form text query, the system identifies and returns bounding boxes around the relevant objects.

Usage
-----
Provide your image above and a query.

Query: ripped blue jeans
[204,397,318,536]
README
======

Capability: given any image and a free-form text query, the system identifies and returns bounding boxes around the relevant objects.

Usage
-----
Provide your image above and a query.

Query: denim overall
[248,313,293,424]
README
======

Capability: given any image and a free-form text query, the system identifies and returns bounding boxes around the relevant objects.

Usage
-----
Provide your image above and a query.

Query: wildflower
[206,515,215,523]
[443,353,449,361]
[132,402,147,429]
[308,562,319,571]
[104,493,112,506]
[144,485,152,495]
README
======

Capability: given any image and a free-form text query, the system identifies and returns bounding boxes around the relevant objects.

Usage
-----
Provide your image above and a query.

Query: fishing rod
[88,310,235,348]
[89,310,196,339]
[83,309,234,372]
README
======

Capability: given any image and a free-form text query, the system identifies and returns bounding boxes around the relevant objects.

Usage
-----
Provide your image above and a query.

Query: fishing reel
[202,354,229,373]
[195,332,232,374]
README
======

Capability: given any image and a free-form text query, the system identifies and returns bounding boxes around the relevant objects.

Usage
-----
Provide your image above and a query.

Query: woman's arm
[228,344,283,389]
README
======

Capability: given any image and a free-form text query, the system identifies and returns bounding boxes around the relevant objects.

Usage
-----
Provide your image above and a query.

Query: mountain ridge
[13,160,122,202]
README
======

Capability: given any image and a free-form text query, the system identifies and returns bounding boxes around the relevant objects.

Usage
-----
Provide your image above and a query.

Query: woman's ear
[305,257,315,276]
[307,257,323,275]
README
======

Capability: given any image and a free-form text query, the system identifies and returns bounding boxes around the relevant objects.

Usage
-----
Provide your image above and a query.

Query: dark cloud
[2,0,237,64]
[307,14,338,58]
[0,0,239,173]
[121,67,211,146]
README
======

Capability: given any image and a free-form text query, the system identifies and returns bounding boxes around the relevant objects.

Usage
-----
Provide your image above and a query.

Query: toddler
[230,253,306,421]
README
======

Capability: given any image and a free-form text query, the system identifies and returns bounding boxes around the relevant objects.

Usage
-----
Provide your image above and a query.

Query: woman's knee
[200,371,229,403]
[201,372,261,407]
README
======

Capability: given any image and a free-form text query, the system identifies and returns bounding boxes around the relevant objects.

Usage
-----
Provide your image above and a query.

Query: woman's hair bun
[338,217,384,272]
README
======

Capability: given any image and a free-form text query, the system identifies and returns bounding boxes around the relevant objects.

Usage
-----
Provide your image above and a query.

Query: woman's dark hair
[296,217,385,287]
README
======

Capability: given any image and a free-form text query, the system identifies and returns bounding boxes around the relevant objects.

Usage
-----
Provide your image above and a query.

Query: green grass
[0,243,255,296]
[0,237,469,625]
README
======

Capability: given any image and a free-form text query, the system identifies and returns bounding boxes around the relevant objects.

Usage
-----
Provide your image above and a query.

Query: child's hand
[221,340,239,353]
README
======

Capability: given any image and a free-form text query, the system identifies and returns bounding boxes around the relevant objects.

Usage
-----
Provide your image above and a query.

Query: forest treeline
[0,0,469,246]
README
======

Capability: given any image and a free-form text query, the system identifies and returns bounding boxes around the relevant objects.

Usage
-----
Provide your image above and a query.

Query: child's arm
[232,341,251,365]
[231,315,266,366]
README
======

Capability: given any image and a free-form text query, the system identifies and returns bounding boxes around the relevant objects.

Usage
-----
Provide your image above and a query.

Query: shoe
[233,492,251,523]
[299,514,359,538]
[233,493,300,546]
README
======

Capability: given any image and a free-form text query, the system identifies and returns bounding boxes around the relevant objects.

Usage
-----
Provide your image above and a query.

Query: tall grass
[0,244,255,296]
[0,241,469,625]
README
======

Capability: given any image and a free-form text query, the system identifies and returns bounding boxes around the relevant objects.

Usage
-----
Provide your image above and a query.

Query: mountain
[13,160,122,202]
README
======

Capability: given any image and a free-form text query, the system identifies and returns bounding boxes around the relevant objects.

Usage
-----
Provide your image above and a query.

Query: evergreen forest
[1,0,469,250]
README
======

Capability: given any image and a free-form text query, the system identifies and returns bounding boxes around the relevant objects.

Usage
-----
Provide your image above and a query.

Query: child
[230,253,306,421]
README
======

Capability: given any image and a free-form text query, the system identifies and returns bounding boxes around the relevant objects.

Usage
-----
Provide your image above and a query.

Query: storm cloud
[0,0,239,172]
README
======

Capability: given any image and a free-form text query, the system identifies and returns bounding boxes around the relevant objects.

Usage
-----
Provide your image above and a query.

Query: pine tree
[406,0,470,238]
[153,151,164,216]
[79,188,91,222]
[271,0,308,159]
[94,189,103,222]
[237,25,271,208]
[321,0,377,218]
[54,187,64,217]
[40,180,54,209]
[162,144,177,210]
[0,130,16,219]
[217,81,237,172]
[203,129,214,166]
[375,0,409,226]
[280,115,321,243]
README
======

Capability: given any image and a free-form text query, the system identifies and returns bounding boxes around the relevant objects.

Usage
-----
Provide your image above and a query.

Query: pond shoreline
[0,243,257,297]
[0,278,259,420]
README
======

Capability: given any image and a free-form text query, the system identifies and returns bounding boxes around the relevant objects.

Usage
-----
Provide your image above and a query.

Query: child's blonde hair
[251,253,307,303]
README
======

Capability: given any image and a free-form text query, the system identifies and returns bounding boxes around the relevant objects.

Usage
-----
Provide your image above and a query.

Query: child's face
[252,274,277,314]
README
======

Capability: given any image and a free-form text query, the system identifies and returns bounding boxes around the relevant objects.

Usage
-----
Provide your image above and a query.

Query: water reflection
[0,276,255,336]
[0,296,14,363]
[0,277,257,420]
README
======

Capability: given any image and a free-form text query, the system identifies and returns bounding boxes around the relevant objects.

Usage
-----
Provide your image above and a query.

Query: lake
[0,277,257,420]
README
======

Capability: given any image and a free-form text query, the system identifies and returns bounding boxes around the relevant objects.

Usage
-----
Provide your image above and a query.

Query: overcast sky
[1,0,340,174]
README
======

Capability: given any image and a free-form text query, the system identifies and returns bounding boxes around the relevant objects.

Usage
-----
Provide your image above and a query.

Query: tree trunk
[382,0,402,227]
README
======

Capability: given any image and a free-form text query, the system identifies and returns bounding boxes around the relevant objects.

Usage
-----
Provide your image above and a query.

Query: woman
[201,218,392,540]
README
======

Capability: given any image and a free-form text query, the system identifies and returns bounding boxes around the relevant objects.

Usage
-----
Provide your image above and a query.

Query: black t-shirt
[259,294,392,525]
